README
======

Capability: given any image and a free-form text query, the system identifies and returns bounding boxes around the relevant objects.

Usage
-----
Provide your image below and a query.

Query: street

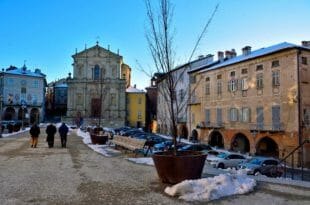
[0,129,309,205]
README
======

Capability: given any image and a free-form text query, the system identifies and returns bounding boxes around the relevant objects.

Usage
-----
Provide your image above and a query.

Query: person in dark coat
[58,122,69,148]
[45,123,57,148]
[30,123,40,148]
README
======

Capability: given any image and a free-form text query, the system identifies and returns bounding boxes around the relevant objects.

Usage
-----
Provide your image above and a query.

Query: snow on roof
[195,42,310,74]
[126,86,145,93]
[3,66,45,78]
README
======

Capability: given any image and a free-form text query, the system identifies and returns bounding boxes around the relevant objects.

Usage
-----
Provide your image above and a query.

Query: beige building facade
[65,43,131,128]
[188,42,310,166]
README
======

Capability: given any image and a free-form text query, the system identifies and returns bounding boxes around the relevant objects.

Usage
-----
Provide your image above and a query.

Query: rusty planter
[152,151,207,184]
[90,134,108,145]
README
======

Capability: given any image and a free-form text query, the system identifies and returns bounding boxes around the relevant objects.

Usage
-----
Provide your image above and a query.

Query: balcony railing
[196,121,224,129]
[249,122,285,132]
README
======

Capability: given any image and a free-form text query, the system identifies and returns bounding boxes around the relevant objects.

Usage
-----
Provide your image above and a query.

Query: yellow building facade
[188,42,310,166]
[126,86,146,128]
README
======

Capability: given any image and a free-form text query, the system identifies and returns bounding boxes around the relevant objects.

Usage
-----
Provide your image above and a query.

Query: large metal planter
[90,133,108,145]
[152,151,207,184]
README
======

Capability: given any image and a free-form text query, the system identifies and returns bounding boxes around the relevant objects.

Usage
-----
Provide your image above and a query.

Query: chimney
[242,46,251,56]
[197,55,204,59]
[218,51,224,62]
[302,41,310,47]
[225,50,232,59]
[231,49,237,58]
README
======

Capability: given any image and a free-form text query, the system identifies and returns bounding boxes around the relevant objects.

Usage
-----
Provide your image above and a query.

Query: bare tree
[145,0,218,155]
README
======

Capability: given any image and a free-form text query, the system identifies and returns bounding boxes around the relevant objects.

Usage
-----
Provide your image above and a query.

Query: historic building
[0,65,46,125]
[188,41,310,166]
[156,55,214,138]
[65,43,131,128]
[126,85,146,128]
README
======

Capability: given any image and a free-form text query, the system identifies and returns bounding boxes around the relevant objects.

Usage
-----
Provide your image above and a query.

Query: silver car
[238,157,284,177]
[207,152,247,169]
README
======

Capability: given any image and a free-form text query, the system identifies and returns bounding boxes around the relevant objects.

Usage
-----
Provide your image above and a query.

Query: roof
[193,42,310,74]
[126,86,145,93]
[2,66,46,78]
[54,83,68,88]
[72,44,122,59]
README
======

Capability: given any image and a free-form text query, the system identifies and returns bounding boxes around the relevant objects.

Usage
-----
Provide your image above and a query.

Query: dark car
[178,144,212,152]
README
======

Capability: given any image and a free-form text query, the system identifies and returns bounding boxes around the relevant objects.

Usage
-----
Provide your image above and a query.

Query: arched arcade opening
[208,131,224,148]
[256,137,279,158]
[231,133,250,153]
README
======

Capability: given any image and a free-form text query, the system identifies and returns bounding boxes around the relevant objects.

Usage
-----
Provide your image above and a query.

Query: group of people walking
[29,122,69,148]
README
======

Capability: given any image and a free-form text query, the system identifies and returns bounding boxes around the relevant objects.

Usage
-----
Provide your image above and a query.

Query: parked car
[178,144,212,153]
[238,157,284,177]
[207,152,247,169]
[153,141,173,152]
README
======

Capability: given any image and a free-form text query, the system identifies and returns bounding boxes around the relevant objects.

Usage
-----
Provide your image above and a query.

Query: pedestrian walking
[58,122,69,148]
[30,123,40,148]
[45,123,57,148]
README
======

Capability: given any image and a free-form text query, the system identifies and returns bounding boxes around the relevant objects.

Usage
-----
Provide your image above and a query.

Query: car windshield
[180,145,191,150]
[248,158,263,165]
[217,153,228,158]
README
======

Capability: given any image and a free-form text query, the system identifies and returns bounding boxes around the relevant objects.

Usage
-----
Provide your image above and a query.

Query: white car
[207,152,247,169]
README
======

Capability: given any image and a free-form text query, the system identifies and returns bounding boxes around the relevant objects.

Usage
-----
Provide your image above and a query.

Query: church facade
[65,43,131,128]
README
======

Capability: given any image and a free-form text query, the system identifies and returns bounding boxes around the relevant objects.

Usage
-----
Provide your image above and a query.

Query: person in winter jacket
[45,123,57,148]
[30,123,40,148]
[58,122,69,148]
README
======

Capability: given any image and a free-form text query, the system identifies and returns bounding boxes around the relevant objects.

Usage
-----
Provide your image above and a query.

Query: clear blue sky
[0,0,309,89]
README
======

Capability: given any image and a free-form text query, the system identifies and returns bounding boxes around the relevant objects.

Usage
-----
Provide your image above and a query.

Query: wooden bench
[112,135,147,156]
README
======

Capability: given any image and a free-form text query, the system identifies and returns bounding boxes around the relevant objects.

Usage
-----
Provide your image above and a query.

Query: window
[272,60,280,67]
[110,93,116,105]
[304,108,310,126]
[93,65,100,80]
[112,66,117,78]
[190,75,196,84]
[32,94,38,105]
[217,108,222,125]
[302,57,308,65]
[217,74,222,79]
[33,80,39,88]
[138,111,142,120]
[241,68,248,74]
[205,109,210,125]
[256,73,263,89]
[241,78,248,90]
[7,78,14,86]
[76,94,83,105]
[230,71,235,77]
[138,97,142,104]
[241,107,250,122]
[228,79,237,92]
[256,107,264,129]
[229,108,238,122]
[217,81,222,94]
[256,64,264,71]
[205,82,210,95]
[272,70,280,87]
[21,87,26,93]
[192,113,195,124]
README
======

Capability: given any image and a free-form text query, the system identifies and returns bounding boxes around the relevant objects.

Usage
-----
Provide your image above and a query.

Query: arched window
[93,65,100,80]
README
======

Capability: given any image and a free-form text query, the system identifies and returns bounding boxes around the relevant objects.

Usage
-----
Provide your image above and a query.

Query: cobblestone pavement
[0,129,309,205]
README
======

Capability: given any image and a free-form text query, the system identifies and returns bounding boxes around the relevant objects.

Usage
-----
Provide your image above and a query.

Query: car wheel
[217,163,225,169]
[254,169,260,176]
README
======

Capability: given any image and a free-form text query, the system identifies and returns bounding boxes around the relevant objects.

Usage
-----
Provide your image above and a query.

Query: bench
[112,135,147,156]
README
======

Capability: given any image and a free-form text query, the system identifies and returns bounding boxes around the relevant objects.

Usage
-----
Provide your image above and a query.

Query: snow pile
[165,170,256,202]
[76,129,120,157]
[1,127,30,138]
[126,157,154,166]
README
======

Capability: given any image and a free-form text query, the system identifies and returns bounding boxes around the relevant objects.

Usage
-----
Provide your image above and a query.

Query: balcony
[196,121,224,129]
[249,123,285,132]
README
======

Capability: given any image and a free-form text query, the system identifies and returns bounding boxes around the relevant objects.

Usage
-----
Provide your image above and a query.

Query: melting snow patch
[126,157,154,166]
[165,170,256,202]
